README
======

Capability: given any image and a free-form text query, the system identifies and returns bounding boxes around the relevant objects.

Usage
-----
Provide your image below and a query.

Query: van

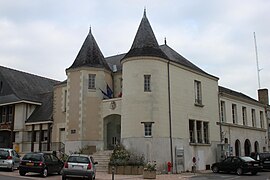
[250,152,270,169]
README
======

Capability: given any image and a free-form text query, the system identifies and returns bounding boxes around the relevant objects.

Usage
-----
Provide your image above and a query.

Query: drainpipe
[218,92,222,143]
[167,60,174,172]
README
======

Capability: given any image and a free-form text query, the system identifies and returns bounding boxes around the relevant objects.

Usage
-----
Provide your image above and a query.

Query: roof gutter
[0,100,42,106]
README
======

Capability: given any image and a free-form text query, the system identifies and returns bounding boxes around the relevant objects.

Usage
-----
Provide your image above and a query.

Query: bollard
[112,166,115,180]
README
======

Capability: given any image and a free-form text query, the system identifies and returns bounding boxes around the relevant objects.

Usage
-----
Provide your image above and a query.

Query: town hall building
[51,10,268,172]
[0,10,268,173]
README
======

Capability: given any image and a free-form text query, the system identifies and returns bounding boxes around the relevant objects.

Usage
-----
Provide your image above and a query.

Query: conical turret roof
[67,28,111,71]
[123,10,168,60]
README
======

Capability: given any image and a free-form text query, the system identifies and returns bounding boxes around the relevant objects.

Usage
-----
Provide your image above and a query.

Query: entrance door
[104,114,121,150]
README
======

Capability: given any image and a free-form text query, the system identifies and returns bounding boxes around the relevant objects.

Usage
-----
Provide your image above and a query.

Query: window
[33,131,39,142]
[189,119,209,144]
[242,107,247,126]
[260,111,264,128]
[189,120,195,143]
[7,106,13,122]
[41,130,48,141]
[142,122,153,137]
[0,105,14,123]
[0,106,7,123]
[196,121,202,143]
[194,80,202,105]
[232,104,237,124]
[64,90,67,112]
[144,75,151,92]
[203,122,209,144]
[220,101,226,122]
[251,109,256,127]
[88,74,96,89]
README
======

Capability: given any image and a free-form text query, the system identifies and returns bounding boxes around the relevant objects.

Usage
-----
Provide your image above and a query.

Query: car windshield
[240,156,255,162]
[0,150,9,159]
[68,156,90,163]
[23,154,43,161]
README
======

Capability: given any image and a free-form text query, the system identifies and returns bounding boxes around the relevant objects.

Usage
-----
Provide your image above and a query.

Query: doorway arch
[104,114,121,150]
[235,139,241,156]
[244,139,251,156]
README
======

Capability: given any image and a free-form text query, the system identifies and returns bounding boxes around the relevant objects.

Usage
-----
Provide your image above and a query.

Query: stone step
[92,150,112,172]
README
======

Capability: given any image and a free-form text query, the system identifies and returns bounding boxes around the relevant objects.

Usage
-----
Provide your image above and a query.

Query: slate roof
[26,92,54,123]
[0,65,60,123]
[67,29,111,71]
[105,44,217,79]
[123,10,168,60]
[219,86,262,105]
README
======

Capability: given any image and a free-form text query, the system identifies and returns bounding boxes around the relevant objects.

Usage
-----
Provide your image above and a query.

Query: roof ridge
[0,65,59,83]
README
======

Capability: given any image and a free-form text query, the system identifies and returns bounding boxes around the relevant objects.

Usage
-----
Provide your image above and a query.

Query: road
[1,169,270,180]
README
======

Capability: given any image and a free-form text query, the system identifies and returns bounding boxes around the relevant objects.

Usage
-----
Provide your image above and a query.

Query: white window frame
[220,101,226,122]
[260,111,264,128]
[142,122,153,137]
[194,80,202,105]
[242,106,247,126]
[232,104,237,124]
[251,109,256,127]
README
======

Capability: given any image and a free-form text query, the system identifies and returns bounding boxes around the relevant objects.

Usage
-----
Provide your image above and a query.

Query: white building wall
[121,57,220,172]
[220,96,268,154]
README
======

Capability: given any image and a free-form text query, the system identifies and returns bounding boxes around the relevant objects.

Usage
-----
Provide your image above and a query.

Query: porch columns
[31,124,34,152]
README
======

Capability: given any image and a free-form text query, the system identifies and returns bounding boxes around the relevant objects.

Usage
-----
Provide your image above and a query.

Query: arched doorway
[104,114,121,150]
[244,139,251,156]
[254,141,259,153]
[235,139,241,156]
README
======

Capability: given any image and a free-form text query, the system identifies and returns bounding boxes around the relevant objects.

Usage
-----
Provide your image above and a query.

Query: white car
[0,148,20,171]
[62,154,98,180]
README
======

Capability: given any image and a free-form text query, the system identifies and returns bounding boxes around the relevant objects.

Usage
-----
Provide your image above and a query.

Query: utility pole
[253,32,262,89]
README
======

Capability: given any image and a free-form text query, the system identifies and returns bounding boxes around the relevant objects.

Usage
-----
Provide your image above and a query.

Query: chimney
[258,89,269,105]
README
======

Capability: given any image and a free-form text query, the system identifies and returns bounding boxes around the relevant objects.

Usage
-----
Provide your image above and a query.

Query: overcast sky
[0,0,269,99]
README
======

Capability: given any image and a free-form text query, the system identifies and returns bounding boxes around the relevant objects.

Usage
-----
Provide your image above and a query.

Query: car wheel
[236,168,243,175]
[251,171,258,175]
[88,175,93,180]
[212,166,219,173]
[41,168,48,177]
[9,163,14,172]
[19,170,26,176]
[58,167,63,175]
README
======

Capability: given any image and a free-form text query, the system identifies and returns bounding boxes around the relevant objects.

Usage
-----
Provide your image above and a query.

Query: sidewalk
[96,170,211,180]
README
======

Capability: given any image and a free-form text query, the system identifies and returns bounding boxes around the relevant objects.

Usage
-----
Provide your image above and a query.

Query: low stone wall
[108,165,143,175]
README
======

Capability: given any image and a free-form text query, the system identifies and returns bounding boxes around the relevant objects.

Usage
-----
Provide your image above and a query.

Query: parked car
[250,152,270,169]
[211,156,261,175]
[0,148,20,171]
[19,152,63,177]
[62,154,98,180]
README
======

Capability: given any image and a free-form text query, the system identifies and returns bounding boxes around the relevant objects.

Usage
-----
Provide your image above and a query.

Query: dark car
[211,156,261,175]
[250,152,270,169]
[62,154,98,180]
[19,152,63,177]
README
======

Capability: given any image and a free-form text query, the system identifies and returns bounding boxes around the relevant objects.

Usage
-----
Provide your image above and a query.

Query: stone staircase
[92,150,112,172]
